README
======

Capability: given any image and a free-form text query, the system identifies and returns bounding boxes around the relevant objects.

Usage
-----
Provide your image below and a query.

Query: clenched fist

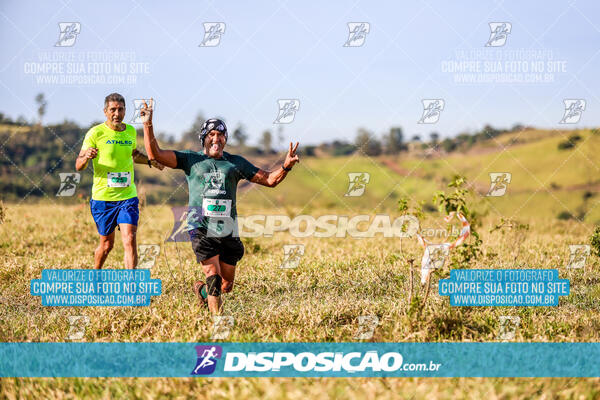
[84,148,98,160]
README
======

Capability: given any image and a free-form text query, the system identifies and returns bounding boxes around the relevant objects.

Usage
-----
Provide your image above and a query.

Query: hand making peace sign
[283,141,300,170]
[140,98,154,125]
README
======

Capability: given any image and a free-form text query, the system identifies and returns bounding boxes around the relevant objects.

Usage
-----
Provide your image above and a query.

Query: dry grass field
[1,197,600,398]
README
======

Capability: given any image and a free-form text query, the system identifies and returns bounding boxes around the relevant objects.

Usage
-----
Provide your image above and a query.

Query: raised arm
[140,99,177,169]
[251,142,299,187]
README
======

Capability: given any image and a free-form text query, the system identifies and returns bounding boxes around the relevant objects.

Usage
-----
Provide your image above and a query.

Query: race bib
[202,198,232,217]
[107,172,131,188]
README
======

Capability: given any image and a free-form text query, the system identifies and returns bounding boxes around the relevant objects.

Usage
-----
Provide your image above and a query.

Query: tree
[510,123,524,133]
[232,124,248,147]
[182,111,205,143]
[384,127,404,154]
[0,113,14,125]
[355,129,370,154]
[330,140,355,156]
[441,138,456,153]
[411,135,421,142]
[355,128,382,156]
[35,93,47,126]
[369,138,382,156]
[276,125,285,151]
[260,130,273,153]
[16,115,28,126]
[477,124,499,142]
[158,132,175,145]
[429,132,439,144]
[302,145,316,156]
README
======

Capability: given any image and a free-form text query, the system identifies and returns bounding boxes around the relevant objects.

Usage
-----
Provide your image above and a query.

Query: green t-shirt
[174,150,259,232]
[81,123,137,201]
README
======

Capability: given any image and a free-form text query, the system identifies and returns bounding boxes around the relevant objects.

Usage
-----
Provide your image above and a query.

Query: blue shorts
[90,197,139,236]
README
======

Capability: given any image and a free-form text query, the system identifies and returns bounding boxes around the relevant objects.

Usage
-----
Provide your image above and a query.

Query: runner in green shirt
[76,93,163,269]
[140,100,299,314]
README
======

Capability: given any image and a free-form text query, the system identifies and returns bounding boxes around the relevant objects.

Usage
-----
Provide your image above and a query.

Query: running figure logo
[66,315,89,340]
[138,244,160,269]
[498,316,520,340]
[559,99,586,124]
[344,22,370,47]
[191,345,223,375]
[423,244,448,271]
[274,99,300,124]
[55,22,81,47]
[567,245,590,269]
[486,172,511,197]
[354,315,379,340]
[203,172,226,195]
[485,22,511,47]
[280,244,305,269]
[167,207,201,242]
[344,172,370,197]
[130,99,154,124]
[418,99,444,124]
[56,173,81,196]
[199,23,225,47]
[211,316,234,340]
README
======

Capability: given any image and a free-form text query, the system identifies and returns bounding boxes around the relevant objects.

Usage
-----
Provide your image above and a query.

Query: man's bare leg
[201,255,222,314]
[119,223,138,269]
[220,261,236,294]
[94,231,115,269]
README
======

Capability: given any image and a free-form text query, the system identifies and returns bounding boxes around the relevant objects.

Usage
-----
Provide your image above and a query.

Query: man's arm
[140,99,177,169]
[75,147,97,171]
[132,149,148,164]
[132,149,165,169]
[251,142,299,187]
[250,167,289,188]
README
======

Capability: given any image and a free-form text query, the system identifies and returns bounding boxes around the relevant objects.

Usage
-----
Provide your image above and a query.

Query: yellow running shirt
[81,123,138,201]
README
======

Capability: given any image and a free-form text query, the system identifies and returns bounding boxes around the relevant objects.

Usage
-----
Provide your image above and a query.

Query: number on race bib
[107,172,131,188]
[202,199,232,217]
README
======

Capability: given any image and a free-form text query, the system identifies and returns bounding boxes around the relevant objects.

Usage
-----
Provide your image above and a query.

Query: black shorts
[189,228,245,266]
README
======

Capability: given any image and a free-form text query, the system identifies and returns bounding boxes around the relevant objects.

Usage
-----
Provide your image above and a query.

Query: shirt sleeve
[81,127,96,151]
[173,150,192,174]
[234,155,260,181]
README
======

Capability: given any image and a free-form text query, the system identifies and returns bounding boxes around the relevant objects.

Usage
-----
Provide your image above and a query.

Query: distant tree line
[0,92,537,201]
[306,123,529,158]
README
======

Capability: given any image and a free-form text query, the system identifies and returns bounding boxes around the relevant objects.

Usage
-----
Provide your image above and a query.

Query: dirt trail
[379,158,425,178]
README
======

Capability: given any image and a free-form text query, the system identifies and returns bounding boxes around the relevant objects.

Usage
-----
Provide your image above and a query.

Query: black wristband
[282,164,292,172]
[148,159,152,168]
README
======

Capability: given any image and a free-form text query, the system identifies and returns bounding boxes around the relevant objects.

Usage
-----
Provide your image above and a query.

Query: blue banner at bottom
[1,342,599,377]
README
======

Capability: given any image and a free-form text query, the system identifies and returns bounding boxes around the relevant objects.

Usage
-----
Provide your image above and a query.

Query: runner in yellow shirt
[75,93,163,269]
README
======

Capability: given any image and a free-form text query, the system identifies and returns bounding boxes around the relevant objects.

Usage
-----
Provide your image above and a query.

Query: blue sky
[1,0,599,146]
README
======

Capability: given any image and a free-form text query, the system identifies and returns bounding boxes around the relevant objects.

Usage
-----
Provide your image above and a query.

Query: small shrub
[557,134,582,150]
[590,226,600,258]
[557,211,574,220]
